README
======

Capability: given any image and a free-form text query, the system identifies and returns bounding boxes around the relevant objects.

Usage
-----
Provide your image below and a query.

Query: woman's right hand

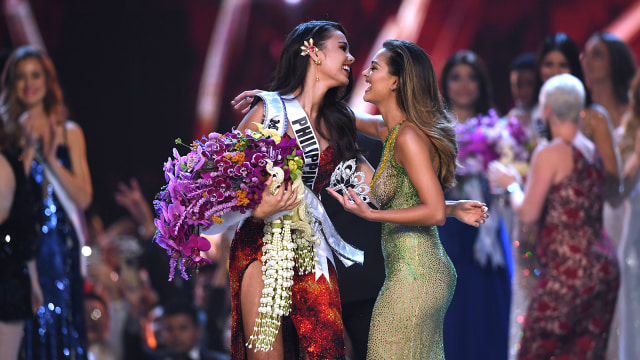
[230,89,263,114]
[252,177,300,219]
[30,273,43,314]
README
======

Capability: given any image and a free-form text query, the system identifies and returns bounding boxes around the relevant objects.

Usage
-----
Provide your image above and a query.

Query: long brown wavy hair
[0,46,67,151]
[382,39,458,191]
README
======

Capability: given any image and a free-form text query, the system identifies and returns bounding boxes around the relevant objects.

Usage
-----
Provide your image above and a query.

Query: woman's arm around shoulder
[352,109,385,141]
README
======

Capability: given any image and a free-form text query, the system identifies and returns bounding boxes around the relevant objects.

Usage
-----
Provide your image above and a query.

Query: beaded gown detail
[228,141,345,360]
[22,144,88,360]
[367,124,456,360]
[518,145,619,360]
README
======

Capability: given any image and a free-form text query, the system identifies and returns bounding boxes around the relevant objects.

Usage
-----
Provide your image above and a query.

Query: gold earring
[314,59,321,65]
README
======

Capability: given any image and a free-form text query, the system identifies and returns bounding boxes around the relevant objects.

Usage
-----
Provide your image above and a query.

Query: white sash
[256,91,364,276]
[284,97,321,189]
[256,92,321,189]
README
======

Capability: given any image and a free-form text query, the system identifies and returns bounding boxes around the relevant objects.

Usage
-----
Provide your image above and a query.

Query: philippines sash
[255,91,364,278]
[256,92,321,189]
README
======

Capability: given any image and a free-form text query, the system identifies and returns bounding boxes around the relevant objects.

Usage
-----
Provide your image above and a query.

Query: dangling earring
[315,60,321,81]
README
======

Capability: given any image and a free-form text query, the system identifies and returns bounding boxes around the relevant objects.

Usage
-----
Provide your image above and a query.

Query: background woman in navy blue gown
[1,46,92,360]
[438,50,511,360]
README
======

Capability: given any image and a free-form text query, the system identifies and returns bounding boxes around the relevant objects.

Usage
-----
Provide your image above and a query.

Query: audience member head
[84,292,110,345]
[441,49,493,116]
[160,301,203,355]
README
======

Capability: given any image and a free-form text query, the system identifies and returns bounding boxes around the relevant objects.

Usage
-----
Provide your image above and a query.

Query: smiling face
[361,49,397,105]
[540,50,571,83]
[581,37,611,88]
[315,29,354,87]
[446,64,479,109]
[14,57,48,109]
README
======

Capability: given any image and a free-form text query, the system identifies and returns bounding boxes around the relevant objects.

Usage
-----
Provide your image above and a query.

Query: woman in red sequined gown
[489,74,619,359]
[230,21,359,360]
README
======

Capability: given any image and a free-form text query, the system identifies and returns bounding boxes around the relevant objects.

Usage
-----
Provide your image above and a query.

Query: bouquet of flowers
[455,109,530,176]
[153,125,303,280]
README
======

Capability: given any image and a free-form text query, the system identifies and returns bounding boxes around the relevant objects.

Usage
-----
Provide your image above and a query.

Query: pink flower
[455,110,530,176]
[153,128,302,280]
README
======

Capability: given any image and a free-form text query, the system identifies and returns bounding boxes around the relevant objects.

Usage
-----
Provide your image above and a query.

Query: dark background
[1,0,638,223]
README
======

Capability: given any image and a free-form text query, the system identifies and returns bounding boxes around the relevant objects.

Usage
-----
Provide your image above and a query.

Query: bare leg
[241,260,284,360]
[0,320,25,360]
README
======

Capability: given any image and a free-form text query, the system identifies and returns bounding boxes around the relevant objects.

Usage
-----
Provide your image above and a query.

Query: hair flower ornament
[300,38,318,56]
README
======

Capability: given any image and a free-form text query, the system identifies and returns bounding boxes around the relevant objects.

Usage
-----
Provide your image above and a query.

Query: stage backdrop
[1,0,637,223]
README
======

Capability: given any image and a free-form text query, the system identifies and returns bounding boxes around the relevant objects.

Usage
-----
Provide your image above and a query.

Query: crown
[329,159,371,203]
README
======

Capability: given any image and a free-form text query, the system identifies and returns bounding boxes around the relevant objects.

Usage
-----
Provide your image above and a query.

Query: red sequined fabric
[229,144,346,360]
[518,146,619,360]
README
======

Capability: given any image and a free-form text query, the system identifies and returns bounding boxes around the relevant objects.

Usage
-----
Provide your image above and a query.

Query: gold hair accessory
[300,38,318,56]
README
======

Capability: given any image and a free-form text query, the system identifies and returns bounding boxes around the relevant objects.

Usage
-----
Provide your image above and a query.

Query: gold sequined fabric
[367,124,457,360]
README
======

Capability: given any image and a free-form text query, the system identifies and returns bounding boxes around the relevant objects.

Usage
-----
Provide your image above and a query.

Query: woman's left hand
[230,89,263,114]
[451,200,488,227]
[488,161,521,190]
[326,187,373,220]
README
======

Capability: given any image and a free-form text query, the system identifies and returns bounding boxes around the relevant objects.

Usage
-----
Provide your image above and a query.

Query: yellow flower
[288,159,298,173]
[254,123,281,144]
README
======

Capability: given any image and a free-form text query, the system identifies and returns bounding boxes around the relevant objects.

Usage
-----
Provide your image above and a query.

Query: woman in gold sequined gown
[328,40,482,359]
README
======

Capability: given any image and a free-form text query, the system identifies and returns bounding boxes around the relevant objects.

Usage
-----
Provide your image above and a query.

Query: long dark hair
[591,32,637,105]
[383,39,458,191]
[269,20,359,161]
[0,46,67,151]
[534,33,589,103]
[440,50,493,117]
